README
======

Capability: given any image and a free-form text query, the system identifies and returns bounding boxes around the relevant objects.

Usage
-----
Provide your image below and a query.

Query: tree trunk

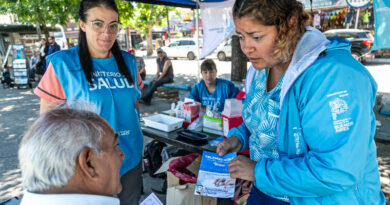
[146,26,153,56]
[42,24,49,40]
[36,24,42,41]
[231,35,248,82]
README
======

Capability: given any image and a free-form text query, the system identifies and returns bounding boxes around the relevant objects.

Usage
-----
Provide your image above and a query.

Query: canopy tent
[128,0,231,79]
[128,0,389,80]
[129,0,228,9]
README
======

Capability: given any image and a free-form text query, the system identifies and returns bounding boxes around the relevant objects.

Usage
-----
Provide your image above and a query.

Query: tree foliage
[0,0,176,56]
[132,3,175,56]
[115,0,135,27]
[0,0,79,36]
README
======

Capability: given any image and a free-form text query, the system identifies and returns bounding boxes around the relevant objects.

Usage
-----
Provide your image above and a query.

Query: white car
[139,40,156,51]
[160,38,202,60]
[213,39,231,61]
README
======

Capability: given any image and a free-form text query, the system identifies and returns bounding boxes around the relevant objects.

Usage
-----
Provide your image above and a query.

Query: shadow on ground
[0,81,390,204]
[0,87,39,201]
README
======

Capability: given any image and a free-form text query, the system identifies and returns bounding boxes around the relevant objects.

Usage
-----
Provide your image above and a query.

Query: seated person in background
[19,107,125,205]
[189,59,239,112]
[141,48,174,105]
[129,48,146,81]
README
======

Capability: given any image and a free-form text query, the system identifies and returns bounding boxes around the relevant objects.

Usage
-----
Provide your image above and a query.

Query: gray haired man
[19,108,124,205]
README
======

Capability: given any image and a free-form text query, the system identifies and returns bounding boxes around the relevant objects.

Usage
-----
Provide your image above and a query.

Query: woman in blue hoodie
[217,0,385,204]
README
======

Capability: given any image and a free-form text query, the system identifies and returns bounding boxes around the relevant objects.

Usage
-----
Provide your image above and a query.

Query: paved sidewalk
[0,77,390,204]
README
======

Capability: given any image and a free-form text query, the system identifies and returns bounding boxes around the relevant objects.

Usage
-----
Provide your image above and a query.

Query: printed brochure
[194,151,236,198]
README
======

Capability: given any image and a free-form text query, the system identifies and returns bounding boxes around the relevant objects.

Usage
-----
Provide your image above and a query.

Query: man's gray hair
[19,107,109,192]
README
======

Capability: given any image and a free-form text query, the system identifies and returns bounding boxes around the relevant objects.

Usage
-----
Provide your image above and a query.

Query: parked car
[160,38,202,60]
[212,39,231,61]
[373,49,390,58]
[139,40,156,51]
[323,29,374,63]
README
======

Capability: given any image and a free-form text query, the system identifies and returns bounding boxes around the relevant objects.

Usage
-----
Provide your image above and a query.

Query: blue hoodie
[228,26,385,204]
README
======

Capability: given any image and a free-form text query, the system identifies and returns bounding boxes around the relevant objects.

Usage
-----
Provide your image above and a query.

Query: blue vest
[47,46,143,176]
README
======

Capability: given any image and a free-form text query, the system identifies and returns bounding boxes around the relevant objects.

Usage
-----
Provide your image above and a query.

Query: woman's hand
[228,155,256,181]
[216,136,242,156]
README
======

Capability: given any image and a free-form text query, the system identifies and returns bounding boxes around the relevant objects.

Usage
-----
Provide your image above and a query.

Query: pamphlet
[140,192,163,205]
[194,151,236,198]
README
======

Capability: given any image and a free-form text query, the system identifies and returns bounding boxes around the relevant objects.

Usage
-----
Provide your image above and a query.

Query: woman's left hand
[228,155,256,181]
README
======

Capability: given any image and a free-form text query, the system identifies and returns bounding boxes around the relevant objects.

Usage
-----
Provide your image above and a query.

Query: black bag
[143,140,167,178]
[35,61,45,75]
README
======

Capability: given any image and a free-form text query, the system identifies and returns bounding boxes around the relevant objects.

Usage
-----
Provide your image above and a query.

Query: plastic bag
[169,153,200,184]
[187,117,203,132]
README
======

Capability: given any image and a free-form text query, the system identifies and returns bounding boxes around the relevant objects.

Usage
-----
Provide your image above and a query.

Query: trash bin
[168,153,199,184]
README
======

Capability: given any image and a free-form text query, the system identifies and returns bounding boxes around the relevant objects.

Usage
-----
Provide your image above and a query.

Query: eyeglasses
[89,20,122,34]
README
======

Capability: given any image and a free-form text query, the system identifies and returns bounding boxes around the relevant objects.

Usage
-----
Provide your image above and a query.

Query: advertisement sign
[11,44,28,85]
[12,44,27,69]
[346,0,371,8]
[372,0,390,50]
[298,0,347,9]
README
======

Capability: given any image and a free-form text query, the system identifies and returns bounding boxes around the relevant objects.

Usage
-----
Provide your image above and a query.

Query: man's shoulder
[194,80,205,89]
[217,78,234,86]
[21,191,120,205]
[162,56,171,62]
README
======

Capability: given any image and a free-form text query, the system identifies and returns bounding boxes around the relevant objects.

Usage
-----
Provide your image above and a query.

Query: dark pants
[247,186,289,205]
[142,76,173,103]
[118,161,143,205]
[140,72,146,81]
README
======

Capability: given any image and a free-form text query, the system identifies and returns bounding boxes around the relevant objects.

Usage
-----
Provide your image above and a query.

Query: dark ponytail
[111,41,133,85]
[78,0,134,85]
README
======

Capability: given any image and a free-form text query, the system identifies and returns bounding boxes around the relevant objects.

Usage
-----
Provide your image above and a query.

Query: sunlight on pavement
[0,105,14,112]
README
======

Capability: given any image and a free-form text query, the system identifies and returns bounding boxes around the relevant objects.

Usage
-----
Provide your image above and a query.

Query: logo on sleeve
[327,90,354,133]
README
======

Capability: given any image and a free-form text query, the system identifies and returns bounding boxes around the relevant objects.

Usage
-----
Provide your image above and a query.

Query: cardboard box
[160,156,217,205]
[222,115,243,137]
[167,171,217,205]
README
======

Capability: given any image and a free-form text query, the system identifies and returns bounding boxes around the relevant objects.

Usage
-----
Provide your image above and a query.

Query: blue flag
[372,0,390,50]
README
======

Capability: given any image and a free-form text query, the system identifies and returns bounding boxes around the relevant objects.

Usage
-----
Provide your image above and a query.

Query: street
[0,57,390,203]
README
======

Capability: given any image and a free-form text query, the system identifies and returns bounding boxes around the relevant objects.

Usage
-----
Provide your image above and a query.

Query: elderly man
[19,108,125,205]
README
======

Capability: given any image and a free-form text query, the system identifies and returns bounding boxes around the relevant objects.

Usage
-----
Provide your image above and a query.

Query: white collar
[20,191,119,205]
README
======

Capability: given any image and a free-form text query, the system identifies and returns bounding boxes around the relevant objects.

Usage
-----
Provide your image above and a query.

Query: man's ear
[79,19,87,32]
[77,147,98,179]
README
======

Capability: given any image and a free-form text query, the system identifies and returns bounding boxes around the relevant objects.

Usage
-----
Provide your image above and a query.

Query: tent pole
[355,8,360,29]
[196,0,200,82]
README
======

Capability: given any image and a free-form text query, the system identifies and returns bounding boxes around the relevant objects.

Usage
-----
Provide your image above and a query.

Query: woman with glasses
[217,0,385,204]
[33,0,143,204]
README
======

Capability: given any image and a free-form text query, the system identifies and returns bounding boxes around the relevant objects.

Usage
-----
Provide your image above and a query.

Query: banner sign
[298,0,347,10]
[200,0,235,59]
[12,44,27,69]
[346,0,371,8]
[372,0,390,50]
